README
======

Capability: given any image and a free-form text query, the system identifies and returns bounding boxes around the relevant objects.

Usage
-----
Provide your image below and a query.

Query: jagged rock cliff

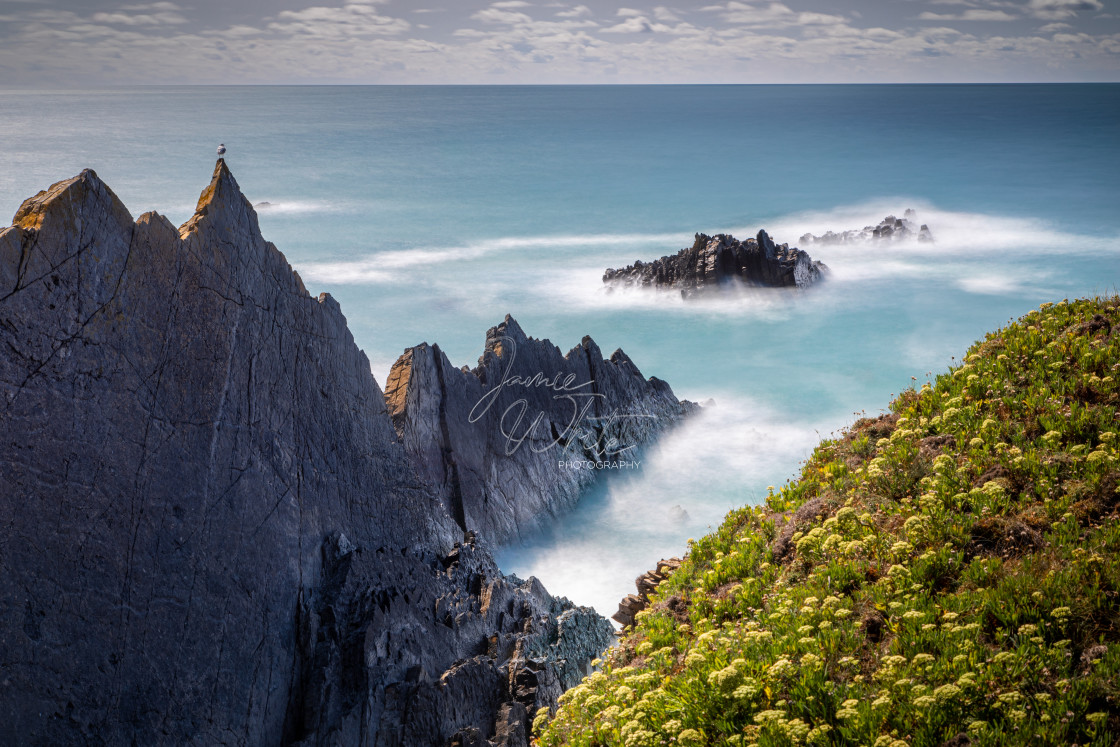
[603,230,825,296]
[0,161,612,746]
[384,317,696,545]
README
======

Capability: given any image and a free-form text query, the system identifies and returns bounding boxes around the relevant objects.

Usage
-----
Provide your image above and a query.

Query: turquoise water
[2,85,1118,618]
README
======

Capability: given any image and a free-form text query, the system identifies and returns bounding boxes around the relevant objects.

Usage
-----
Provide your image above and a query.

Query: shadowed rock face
[602,230,825,296]
[0,161,612,746]
[384,318,697,545]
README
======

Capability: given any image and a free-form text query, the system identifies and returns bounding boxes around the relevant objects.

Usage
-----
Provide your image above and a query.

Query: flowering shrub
[539,297,1120,747]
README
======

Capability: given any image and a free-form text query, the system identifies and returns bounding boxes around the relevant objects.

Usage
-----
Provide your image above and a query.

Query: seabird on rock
[217,143,226,159]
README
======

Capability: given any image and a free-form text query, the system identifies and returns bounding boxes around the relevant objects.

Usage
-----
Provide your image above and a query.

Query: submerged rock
[385,316,697,545]
[603,229,825,296]
[799,209,934,246]
[0,162,613,745]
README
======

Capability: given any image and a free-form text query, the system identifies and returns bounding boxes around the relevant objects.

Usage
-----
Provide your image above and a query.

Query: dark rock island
[603,230,826,296]
[0,161,691,745]
[799,209,933,246]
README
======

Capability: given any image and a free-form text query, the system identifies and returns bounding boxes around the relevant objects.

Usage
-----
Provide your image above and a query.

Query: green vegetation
[538,297,1120,747]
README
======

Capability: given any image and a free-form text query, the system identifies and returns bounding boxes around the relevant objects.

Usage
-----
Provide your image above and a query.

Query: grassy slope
[538,297,1120,747]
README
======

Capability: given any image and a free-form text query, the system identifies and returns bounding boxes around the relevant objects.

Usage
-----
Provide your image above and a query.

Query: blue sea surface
[2,84,1118,618]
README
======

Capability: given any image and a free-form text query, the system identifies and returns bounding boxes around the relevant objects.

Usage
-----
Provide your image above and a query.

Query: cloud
[268,4,411,37]
[555,5,591,18]
[119,1,182,9]
[600,10,698,34]
[1027,0,1104,20]
[653,6,682,22]
[918,9,1018,20]
[714,2,796,25]
[702,2,846,29]
[90,1,186,26]
[1,0,1118,86]
[89,12,187,26]
[472,7,534,24]
[602,15,658,32]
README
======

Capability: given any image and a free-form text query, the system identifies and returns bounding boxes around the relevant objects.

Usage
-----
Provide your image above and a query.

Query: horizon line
[3,80,1118,91]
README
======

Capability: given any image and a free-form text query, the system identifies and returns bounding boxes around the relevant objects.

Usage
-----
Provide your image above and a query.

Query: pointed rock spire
[178,158,257,241]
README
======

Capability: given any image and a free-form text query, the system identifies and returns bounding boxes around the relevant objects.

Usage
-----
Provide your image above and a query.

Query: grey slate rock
[0,161,613,745]
[603,230,825,296]
[799,210,935,246]
[384,317,697,545]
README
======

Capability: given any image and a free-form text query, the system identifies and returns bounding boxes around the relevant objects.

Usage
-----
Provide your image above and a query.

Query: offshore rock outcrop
[603,230,825,297]
[384,317,696,546]
[0,161,612,745]
[798,210,934,246]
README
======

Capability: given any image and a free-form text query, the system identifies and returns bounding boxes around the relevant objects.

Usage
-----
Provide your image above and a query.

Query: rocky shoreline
[603,229,826,296]
[0,161,657,745]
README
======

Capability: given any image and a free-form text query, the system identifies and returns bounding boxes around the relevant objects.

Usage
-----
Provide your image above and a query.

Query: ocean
[2,84,1118,620]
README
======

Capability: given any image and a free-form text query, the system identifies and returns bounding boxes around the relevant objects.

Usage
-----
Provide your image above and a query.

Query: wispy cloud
[555,4,592,18]
[918,9,1018,21]
[268,3,410,37]
[1027,0,1103,20]
[472,7,534,24]
[599,7,699,34]
[702,2,847,29]
[0,0,1117,85]
[91,1,187,26]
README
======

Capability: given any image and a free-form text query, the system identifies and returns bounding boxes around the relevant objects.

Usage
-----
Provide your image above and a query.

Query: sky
[0,0,1118,85]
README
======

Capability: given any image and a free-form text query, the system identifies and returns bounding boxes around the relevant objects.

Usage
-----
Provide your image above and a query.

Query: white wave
[158,197,354,226]
[542,266,825,321]
[956,273,1034,295]
[601,392,828,528]
[765,199,1117,256]
[299,260,399,285]
[297,200,1118,315]
[297,229,693,285]
[252,199,354,216]
[496,393,831,617]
